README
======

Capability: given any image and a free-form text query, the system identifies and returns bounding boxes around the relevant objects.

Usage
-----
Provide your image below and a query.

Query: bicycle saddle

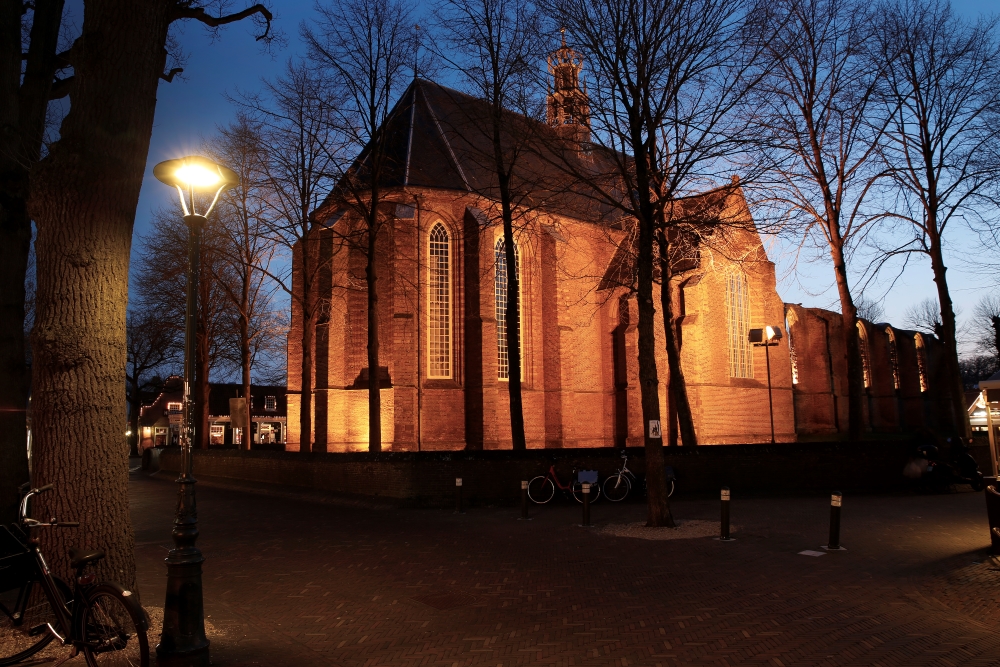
[69,547,105,569]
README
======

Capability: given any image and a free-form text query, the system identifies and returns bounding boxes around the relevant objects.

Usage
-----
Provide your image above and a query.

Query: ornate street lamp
[152,155,239,667]
[749,326,783,445]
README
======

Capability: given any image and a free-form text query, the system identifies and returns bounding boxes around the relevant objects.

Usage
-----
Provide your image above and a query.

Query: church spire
[547,30,590,147]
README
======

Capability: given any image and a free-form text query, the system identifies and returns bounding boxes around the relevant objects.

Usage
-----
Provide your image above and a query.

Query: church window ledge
[423,378,461,390]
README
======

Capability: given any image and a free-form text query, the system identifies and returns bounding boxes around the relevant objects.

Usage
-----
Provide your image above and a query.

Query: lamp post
[749,326,783,444]
[153,156,239,667]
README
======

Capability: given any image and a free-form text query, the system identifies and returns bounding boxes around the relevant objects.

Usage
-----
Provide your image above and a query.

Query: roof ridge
[419,82,471,191]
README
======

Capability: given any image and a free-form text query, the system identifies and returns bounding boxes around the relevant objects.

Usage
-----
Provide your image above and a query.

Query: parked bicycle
[0,483,149,666]
[527,465,601,504]
[602,451,676,502]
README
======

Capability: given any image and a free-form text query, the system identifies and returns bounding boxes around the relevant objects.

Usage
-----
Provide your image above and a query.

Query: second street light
[749,326,783,445]
[153,155,239,667]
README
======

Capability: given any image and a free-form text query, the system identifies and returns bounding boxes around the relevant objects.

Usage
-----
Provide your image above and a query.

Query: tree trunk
[28,0,172,589]
[829,242,864,441]
[366,225,382,452]
[927,229,971,437]
[240,302,251,451]
[658,232,697,447]
[633,159,673,527]
[196,274,211,450]
[298,234,314,453]
[502,203,526,451]
[0,0,65,524]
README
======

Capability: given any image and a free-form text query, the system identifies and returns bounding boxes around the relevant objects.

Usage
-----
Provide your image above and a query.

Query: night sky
[135,0,999,349]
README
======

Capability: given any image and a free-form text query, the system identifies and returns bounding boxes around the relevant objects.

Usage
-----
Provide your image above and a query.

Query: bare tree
[433,0,549,450]
[871,0,1000,437]
[125,305,181,456]
[134,209,240,449]
[304,0,416,452]
[235,60,340,452]
[544,0,759,525]
[903,297,944,337]
[749,0,887,441]
[208,116,284,450]
[854,295,885,323]
[972,293,1000,369]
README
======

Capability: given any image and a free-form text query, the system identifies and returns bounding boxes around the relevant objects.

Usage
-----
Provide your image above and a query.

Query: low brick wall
[157,441,990,505]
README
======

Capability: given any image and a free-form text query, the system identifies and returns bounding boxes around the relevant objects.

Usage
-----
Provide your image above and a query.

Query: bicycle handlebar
[33,484,54,494]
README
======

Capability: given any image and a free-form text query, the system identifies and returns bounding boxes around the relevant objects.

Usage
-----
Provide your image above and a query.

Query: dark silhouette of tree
[749,0,886,441]
[0,0,67,524]
[871,0,1000,437]
[125,306,181,456]
[432,0,549,450]
[304,0,417,452]
[972,293,1000,370]
[233,60,340,452]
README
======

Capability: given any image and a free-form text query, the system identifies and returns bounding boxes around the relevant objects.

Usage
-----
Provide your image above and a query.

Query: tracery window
[915,333,928,392]
[495,237,522,380]
[886,327,900,390]
[725,270,753,378]
[786,316,799,385]
[428,223,452,378]
[857,321,872,389]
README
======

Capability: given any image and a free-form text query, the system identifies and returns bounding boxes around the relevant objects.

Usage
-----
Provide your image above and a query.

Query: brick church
[285,41,956,452]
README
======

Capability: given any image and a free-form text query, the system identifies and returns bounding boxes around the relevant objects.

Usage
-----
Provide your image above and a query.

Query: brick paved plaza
[124,473,1000,666]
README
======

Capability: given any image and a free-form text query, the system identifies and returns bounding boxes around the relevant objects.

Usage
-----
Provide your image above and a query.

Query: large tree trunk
[657,233,697,447]
[196,274,211,449]
[240,287,251,451]
[927,229,971,437]
[829,242,864,441]
[28,0,173,587]
[366,224,382,452]
[0,0,65,524]
[298,234,314,453]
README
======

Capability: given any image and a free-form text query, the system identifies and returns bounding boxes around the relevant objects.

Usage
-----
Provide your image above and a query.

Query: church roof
[315,78,622,224]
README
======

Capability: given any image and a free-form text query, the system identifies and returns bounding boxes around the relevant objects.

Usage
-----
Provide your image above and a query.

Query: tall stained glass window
[915,333,928,392]
[886,327,900,389]
[495,237,521,380]
[857,321,872,388]
[725,270,753,378]
[428,223,451,378]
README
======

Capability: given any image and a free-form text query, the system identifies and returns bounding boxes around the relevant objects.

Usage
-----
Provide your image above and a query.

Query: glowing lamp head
[153,155,239,218]
[765,325,783,342]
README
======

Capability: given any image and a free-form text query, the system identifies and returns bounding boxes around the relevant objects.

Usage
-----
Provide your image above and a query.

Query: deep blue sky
[135,0,999,351]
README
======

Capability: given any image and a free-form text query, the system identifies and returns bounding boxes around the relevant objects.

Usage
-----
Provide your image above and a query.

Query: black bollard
[455,478,464,514]
[520,480,529,520]
[826,491,844,550]
[720,487,733,541]
[581,483,591,527]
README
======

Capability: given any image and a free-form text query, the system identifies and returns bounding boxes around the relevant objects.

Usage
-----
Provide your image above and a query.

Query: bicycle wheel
[527,476,555,504]
[667,479,676,498]
[602,475,631,502]
[81,584,149,667]
[0,577,70,666]
[571,482,601,503]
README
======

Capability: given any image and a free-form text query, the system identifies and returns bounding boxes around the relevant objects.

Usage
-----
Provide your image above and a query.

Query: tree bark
[0,0,65,524]
[829,241,864,441]
[28,0,176,587]
[927,228,971,437]
[657,232,697,447]
[366,224,381,452]
[298,233,315,453]
[501,199,526,451]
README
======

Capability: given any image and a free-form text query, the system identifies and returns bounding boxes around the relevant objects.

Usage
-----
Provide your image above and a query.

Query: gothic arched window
[428,223,451,378]
[725,270,753,378]
[885,327,900,390]
[915,333,928,392]
[495,237,522,380]
[857,321,872,389]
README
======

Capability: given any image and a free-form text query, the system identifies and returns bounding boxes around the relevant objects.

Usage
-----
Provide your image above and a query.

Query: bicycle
[527,465,601,504]
[602,451,675,502]
[0,483,149,666]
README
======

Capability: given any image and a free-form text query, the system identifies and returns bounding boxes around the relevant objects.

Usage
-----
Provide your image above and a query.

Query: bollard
[826,491,844,550]
[581,483,591,527]
[520,480,529,520]
[719,487,733,541]
[455,478,464,514]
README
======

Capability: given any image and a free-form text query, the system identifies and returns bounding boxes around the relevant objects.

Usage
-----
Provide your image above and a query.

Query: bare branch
[172,3,274,41]
[160,67,183,82]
